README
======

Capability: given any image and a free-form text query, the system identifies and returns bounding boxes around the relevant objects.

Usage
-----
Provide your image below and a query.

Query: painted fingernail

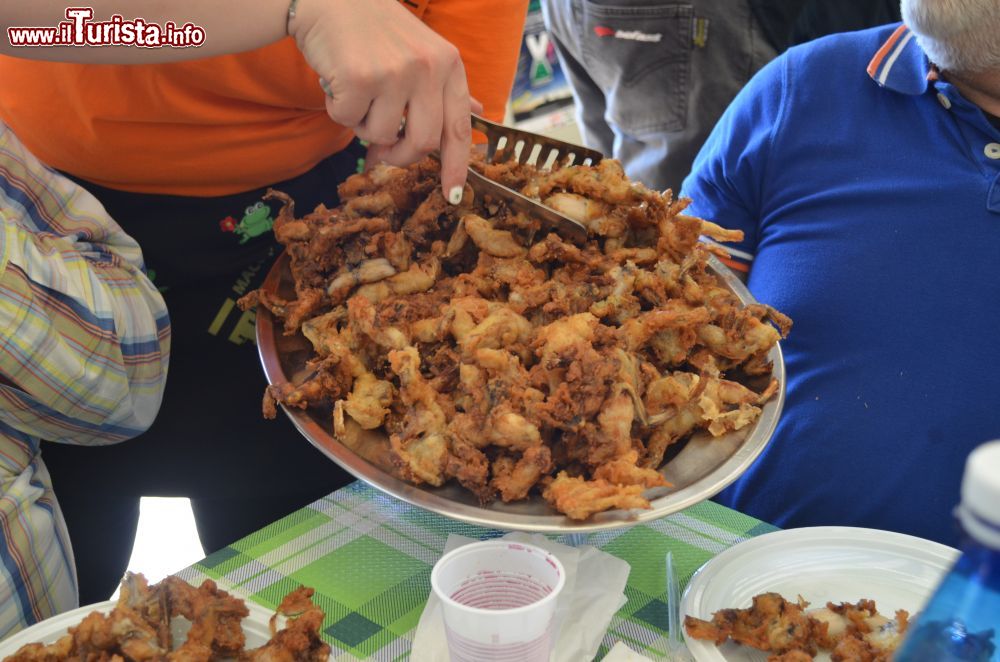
[318,77,333,98]
[448,186,463,205]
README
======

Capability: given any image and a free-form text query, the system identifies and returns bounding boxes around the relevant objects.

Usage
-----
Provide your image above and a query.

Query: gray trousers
[541,0,776,193]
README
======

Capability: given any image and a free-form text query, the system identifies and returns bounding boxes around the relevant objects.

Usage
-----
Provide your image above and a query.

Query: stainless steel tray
[255,252,784,532]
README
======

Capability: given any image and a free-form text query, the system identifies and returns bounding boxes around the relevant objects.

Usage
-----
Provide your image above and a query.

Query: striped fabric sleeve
[0,123,170,639]
[0,123,170,445]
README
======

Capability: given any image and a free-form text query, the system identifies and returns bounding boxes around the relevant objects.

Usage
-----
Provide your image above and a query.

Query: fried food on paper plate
[242,587,330,662]
[684,592,912,661]
[3,573,330,662]
[242,154,791,520]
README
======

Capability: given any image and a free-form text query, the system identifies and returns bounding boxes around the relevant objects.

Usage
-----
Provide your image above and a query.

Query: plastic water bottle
[895,440,1000,662]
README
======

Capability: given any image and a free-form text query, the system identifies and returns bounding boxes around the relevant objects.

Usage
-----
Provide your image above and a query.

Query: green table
[178,481,777,661]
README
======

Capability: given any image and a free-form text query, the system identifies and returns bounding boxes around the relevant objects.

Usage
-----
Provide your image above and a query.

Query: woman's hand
[1,0,477,201]
[289,0,472,203]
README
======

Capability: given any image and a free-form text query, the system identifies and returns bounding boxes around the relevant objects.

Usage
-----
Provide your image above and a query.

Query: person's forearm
[1,0,290,62]
[2,0,478,198]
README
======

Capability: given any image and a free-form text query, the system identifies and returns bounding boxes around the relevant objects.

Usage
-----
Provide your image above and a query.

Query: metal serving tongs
[320,75,599,242]
[463,113,605,245]
[472,113,603,169]
[423,114,603,244]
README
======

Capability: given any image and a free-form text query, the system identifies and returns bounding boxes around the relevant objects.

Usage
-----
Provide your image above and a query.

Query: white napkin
[410,532,631,662]
[602,642,656,662]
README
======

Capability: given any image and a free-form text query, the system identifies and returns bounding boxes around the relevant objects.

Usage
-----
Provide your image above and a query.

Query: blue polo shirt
[682,24,1000,546]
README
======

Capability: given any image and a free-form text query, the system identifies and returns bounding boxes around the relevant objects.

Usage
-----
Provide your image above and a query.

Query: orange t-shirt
[0,0,528,196]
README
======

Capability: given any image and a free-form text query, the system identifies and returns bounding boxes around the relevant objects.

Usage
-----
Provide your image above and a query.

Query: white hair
[901,0,1000,73]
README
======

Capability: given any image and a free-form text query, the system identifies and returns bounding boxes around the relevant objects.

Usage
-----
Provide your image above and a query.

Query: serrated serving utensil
[465,113,604,245]
[472,113,603,169]
[465,166,590,245]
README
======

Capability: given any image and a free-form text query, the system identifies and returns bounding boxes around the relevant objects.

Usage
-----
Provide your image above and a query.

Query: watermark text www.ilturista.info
[8,8,205,48]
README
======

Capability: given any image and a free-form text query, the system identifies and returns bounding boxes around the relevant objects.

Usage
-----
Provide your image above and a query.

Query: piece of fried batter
[684,593,912,662]
[245,154,791,519]
[240,587,330,662]
[684,593,822,657]
[3,574,329,662]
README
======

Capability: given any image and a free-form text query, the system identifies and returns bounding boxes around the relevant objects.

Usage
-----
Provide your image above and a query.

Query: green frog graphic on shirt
[220,201,274,244]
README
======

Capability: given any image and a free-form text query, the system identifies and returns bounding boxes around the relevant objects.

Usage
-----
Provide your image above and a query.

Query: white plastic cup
[431,540,566,662]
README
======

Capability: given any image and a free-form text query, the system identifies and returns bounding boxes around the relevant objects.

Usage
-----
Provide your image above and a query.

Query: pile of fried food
[4,573,330,662]
[242,154,790,520]
[684,592,912,661]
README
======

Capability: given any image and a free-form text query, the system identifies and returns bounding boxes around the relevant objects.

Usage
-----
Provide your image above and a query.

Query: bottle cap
[959,440,1000,547]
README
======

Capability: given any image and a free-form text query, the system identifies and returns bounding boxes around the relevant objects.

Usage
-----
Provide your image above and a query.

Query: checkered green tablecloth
[177,481,777,661]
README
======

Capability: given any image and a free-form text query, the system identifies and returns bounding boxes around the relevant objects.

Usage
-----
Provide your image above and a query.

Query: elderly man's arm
[0,125,170,445]
[681,54,790,280]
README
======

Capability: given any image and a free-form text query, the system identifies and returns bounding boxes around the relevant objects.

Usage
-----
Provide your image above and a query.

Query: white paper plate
[0,598,280,658]
[680,526,960,662]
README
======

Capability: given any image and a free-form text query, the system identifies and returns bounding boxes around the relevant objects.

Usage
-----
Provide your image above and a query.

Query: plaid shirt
[0,124,170,639]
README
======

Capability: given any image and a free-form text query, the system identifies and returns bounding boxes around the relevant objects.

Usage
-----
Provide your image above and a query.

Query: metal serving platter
[255,251,784,533]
